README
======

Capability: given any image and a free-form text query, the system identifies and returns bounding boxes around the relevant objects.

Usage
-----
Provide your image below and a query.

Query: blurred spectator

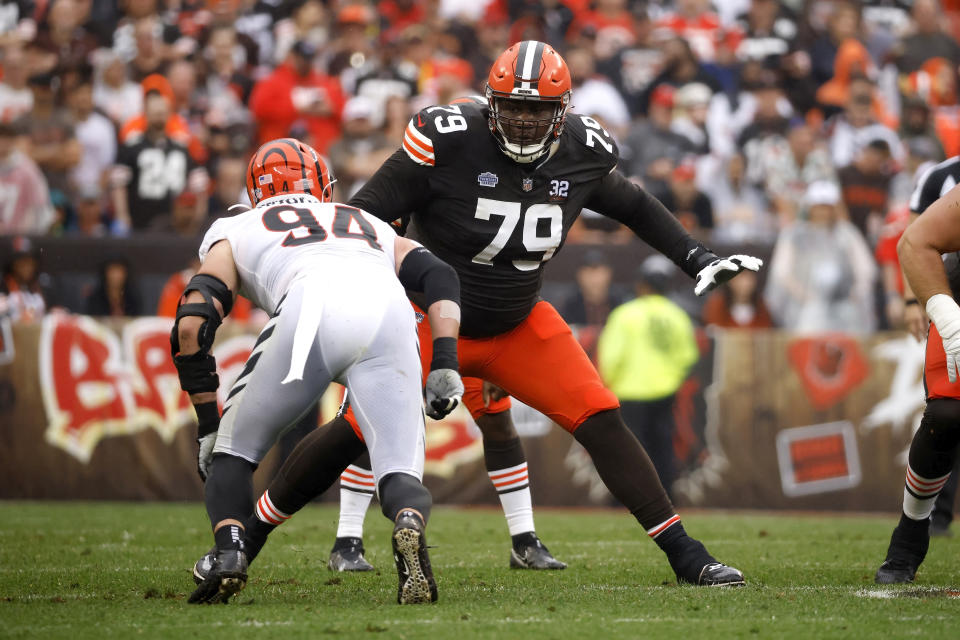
[655,163,713,233]
[814,38,878,115]
[898,96,946,163]
[379,0,427,45]
[699,152,773,243]
[838,138,894,244]
[765,181,877,333]
[119,74,205,163]
[328,95,392,199]
[0,2,35,48]
[0,120,55,235]
[560,248,628,359]
[249,40,345,153]
[653,0,741,64]
[66,71,116,194]
[702,270,773,329]
[749,120,836,224]
[732,70,792,147]
[151,189,208,237]
[807,0,862,88]
[92,48,143,127]
[567,0,638,53]
[382,93,412,144]
[825,76,904,169]
[638,37,718,115]
[327,3,378,84]
[83,257,142,317]
[670,82,712,153]
[0,238,52,322]
[733,0,798,67]
[111,89,207,231]
[0,44,34,123]
[892,0,960,74]
[623,85,692,184]
[204,24,253,106]
[707,66,790,157]
[874,204,911,329]
[564,47,630,138]
[65,182,108,237]
[126,16,167,81]
[25,71,81,201]
[32,0,99,77]
[597,255,699,497]
[273,0,328,64]
[206,155,248,218]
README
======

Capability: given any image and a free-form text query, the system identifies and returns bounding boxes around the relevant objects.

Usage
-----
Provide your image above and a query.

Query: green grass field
[1,502,958,639]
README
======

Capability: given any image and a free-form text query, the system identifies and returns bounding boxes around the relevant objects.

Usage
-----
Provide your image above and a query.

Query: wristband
[904,298,919,307]
[430,337,459,371]
[195,401,220,438]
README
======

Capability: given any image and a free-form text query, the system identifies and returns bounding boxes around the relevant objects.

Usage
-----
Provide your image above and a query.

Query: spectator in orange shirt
[248,40,345,153]
[702,271,773,329]
[119,74,206,163]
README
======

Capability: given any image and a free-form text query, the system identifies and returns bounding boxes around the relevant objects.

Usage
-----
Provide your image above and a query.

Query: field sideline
[1,502,958,639]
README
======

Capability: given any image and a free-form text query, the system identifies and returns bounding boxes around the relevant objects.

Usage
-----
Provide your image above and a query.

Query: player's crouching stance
[172,138,463,604]
[875,183,960,584]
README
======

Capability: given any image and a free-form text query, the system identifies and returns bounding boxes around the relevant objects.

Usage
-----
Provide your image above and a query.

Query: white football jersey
[199,193,400,313]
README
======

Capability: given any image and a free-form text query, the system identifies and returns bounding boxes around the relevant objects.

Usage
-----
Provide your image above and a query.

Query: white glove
[926,294,960,383]
[424,368,464,420]
[694,254,764,296]
[197,432,217,481]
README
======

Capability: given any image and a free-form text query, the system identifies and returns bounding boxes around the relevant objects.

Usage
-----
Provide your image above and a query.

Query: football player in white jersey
[171,138,464,604]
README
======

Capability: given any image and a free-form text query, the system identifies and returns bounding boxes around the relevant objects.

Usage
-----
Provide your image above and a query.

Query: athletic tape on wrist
[926,294,960,338]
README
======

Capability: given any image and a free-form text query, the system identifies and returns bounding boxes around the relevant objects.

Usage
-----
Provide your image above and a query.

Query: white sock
[903,466,951,521]
[489,463,535,536]
[336,465,375,539]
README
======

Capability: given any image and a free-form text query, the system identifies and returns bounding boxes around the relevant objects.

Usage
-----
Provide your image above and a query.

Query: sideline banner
[0,317,924,510]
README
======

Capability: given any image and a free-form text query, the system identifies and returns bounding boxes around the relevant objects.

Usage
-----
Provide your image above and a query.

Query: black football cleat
[192,546,216,585]
[328,537,375,572]
[875,521,929,584]
[686,562,746,586]
[509,532,567,570]
[188,548,248,604]
[391,510,437,604]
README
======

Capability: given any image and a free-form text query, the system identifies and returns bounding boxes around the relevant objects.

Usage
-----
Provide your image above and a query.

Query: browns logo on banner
[787,335,870,410]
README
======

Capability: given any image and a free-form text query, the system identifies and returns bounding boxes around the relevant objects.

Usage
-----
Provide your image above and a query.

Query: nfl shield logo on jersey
[522,178,533,192]
[478,172,499,188]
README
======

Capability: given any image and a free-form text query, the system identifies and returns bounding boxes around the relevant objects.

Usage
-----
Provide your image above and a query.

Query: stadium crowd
[1,0,960,335]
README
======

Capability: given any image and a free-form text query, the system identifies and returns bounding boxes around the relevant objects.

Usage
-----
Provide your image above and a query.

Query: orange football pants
[344,300,619,437]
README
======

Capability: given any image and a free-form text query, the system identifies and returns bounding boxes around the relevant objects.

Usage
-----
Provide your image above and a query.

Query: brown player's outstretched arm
[584,169,717,277]
[899,184,960,306]
[586,170,763,295]
[348,149,431,223]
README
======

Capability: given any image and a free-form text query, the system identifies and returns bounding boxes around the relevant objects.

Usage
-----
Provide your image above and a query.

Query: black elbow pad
[398,247,460,308]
